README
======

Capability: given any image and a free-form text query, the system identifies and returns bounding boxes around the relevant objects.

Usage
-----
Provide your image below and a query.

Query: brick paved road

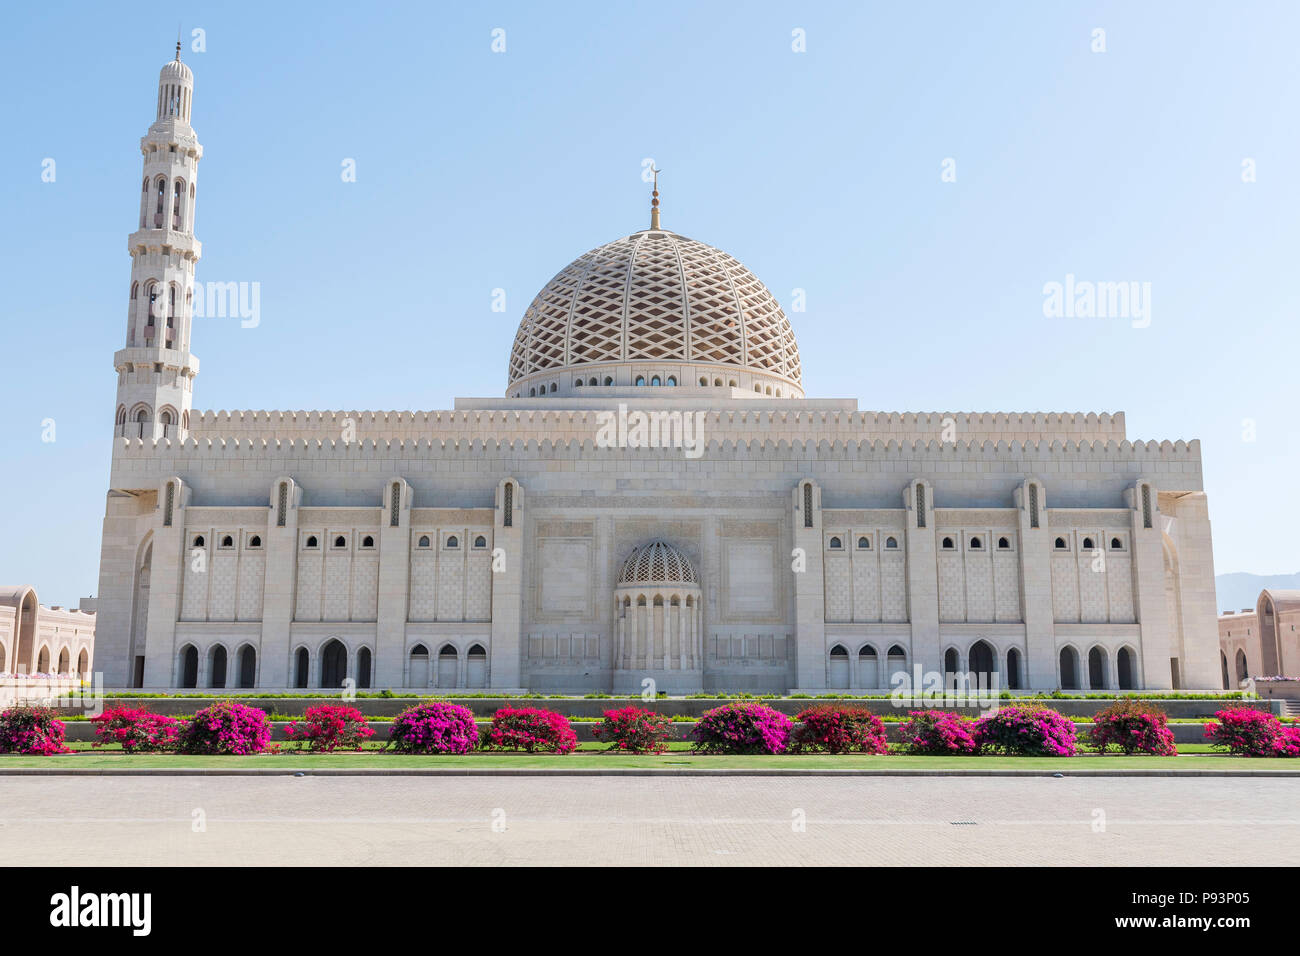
[0,776,1295,865]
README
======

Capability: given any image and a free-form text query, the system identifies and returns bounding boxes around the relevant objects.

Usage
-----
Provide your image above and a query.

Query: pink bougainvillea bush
[175,700,272,755]
[897,710,979,755]
[387,702,479,755]
[974,703,1077,756]
[90,705,180,753]
[482,707,578,754]
[1205,708,1300,757]
[0,705,68,755]
[591,706,673,754]
[792,705,888,754]
[284,704,375,753]
[691,702,792,755]
[1088,699,1177,756]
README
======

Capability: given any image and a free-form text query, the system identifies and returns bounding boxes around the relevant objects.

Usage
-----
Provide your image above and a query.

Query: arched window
[650,375,661,386]
[1110,537,1123,550]
[754,384,762,392]
[969,536,982,550]
[729,380,737,388]
[827,644,849,689]
[969,640,994,686]
[943,648,959,675]
[474,535,487,548]
[248,535,261,548]
[1087,647,1107,689]
[1054,537,1067,550]
[997,536,1011,550]
[1082,537,1095,551]
[333,535,346,548]
[192,535,205,548]
[941,537,955,550]
[357,647,372,689]
[589,377,597,386]
[305,535,318,548]
[238,646,256,688]
[604,376,613,386]
[77,649,88,677]
[173,179,184,229]
[699,377,708,386]
[181,645,199,688]
[220,535,233,548]
[445,535,459,549]
[529,387,536,397]
[635,375,646,386]
[438,643,459,688]
[1006,648,1022,689]
[857,536,870,549]
[828,536,842,550]
[57,647,70,675]
[574,379,583,387]
[857,645,878,687]
[361,535,374,548]
[1235,649,1248,683]
[209,646,227,688]
[321,639,347,688]
[1059,647,1079,689]
[466,644,487,689]
[409,644,430,688]
[885,536,898,549]
[714,378,722,387]
[1220,651,1230,690]
[1118,647,1136,690]
[294,647,309,688]
[417,535,430,548]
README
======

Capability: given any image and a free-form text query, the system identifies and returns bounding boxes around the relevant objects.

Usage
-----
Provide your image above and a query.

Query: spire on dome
[649,166,662,231]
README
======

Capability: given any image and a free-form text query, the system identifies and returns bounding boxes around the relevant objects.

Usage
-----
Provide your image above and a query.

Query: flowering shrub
[0,706,68,755]
[897,710,979,755]
[591,706,673,754]
[974,703,1077,756]
[387,702,479,755]
[691,702,791,755]
[175,700,272,755]
[482,707,577,754]
[1205,708,1300,757]
[284,704,375,752]
[792,705,887,754]
[90,706,180,753]
[1088,699,1177,756]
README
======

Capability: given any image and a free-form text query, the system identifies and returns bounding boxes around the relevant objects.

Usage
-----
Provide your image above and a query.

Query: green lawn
[0,741,1290,770]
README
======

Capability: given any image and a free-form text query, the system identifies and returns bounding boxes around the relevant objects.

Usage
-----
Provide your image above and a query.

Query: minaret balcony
[127,229,201,258]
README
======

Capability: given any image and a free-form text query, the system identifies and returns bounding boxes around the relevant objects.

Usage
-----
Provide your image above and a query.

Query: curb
[1,768,1298,778]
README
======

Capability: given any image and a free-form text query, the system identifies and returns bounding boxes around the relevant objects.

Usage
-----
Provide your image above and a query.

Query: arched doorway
[968,640,995,688]
[857,646,878,688]
[1220,651,1230,690]
[1235,649,1248,684]
[237,646,256,688]
[1059,647,1079,689]
[886,645,907,686]
[320,640,347,688]
[77,649,88,678]
[37,647,50,673]
[209,646,227,688]
[409,645,429,687]
[181,645,198,688]
[57,648,70,675]
[1087,647,1107,689]
[437,644,458,688]
[827,645,849,688]
[1006,648,1022,690]
[1118,647,1136,690]
[943,647,959,677]
[466,644,487,688]
[294,647,309,688]
[357,648,372,689]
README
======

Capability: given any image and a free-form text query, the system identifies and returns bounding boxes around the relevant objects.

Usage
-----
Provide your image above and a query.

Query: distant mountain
[1215,572,1300,614]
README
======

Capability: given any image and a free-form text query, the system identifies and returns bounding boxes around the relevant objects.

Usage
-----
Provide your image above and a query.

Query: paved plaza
[0,775,1295,865]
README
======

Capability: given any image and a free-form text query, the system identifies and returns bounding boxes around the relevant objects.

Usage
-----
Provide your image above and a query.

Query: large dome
[507,229,802,397]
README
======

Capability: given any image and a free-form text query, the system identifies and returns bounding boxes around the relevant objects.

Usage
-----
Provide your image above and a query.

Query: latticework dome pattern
[507,230,801,387]
[618,541,699,586]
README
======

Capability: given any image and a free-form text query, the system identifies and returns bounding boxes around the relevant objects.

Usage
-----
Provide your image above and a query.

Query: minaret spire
[650,166,662,230]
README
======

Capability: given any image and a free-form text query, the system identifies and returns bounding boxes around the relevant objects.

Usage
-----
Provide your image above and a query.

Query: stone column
[488,479,525,690]
[375,479,412,688]
[904,479,940,690]
[1016,479,1057,689]
[792,479,827,690]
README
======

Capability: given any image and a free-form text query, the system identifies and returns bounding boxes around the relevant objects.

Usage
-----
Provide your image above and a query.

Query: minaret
[113,43,201,442]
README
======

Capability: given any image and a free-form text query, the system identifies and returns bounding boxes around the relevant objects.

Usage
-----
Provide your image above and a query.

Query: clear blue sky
[3,1,1298,606]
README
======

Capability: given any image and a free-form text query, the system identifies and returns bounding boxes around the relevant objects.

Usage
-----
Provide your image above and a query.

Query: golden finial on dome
[650,166,662,231]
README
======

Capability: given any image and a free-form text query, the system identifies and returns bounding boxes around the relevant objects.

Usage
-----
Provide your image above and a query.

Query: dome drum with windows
[507,194,803,399]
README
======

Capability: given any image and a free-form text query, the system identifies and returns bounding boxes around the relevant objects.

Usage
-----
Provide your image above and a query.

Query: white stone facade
[93,55,1223,692]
